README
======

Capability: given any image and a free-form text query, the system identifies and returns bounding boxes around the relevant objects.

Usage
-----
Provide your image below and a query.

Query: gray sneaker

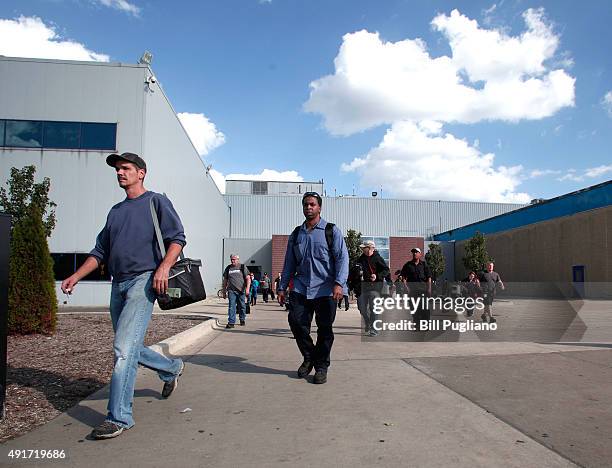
[162,361,185,399]
[91,421,125,440]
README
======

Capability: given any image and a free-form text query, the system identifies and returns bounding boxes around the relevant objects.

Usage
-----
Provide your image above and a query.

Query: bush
[8,204,57,335]
[425,243,445,281]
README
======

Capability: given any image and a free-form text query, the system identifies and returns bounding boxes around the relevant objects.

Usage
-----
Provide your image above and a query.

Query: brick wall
[389,237,424,277]
[271,234,290,278]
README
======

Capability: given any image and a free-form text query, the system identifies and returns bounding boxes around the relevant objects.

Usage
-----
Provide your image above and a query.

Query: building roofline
[434,178,612,237]
[0,55,148,69]
[222,193,526,206]
[225,179,323,184]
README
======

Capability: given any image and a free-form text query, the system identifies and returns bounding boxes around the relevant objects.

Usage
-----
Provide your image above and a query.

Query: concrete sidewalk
[3,299,611,467]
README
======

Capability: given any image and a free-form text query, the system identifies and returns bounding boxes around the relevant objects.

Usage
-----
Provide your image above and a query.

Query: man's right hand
[277,290,285,306]
[222,290,227,299]
[61,275,79,294]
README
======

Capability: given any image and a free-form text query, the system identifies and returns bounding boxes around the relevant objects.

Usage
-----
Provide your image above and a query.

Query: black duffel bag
[151,198,206,310]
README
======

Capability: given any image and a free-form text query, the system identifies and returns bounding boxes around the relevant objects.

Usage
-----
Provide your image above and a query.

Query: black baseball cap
[106,152,147,171]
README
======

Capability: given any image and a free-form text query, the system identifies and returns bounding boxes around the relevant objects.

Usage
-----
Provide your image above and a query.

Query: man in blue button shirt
[277,192,348,384]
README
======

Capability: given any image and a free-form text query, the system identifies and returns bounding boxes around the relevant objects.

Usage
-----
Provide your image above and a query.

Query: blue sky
[1,0,611,202]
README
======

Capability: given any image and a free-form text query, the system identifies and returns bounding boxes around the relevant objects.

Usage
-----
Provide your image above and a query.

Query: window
[43,121,80,149]
[51,253,111,282]
[0,119,116,150]
[252,181,268,195]
[80,122,116,150]
[361,236,390,265]
[5,120,43,147]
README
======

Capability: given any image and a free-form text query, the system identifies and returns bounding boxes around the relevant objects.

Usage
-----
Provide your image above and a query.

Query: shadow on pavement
[187,354,297,378]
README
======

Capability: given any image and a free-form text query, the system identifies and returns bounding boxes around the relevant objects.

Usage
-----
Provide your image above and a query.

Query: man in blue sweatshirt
[61,152,186,440]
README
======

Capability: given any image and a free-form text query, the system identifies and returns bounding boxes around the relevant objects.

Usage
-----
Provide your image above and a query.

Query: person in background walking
[355,240,390,336]
[222,254,251,328]
[274,273,282,306]
[462,271,482,318]
[250,273,259,306]
[479,262,504,323]
[401,247,432,330]
[261,272,271,302]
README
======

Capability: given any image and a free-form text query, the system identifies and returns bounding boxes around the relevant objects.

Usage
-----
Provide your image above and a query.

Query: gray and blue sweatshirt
[89,191,186,282]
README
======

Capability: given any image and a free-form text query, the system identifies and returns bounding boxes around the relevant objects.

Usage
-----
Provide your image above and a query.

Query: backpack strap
[290,225,301,246]
[325,223,335,252]
[290,222,336,264]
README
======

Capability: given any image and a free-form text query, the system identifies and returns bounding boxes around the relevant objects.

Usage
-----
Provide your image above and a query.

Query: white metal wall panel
[0,57,229,305]
[142,73,229,294]
[224,194,525,239]
[0,58,147,255]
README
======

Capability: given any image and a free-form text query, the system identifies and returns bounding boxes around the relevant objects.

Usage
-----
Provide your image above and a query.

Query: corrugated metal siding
[434,180,612,242]
[224,195,524,239]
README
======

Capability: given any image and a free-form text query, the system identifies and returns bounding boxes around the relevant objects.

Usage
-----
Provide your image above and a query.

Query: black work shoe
[162,361,185,399]
[297,360,314,378]
[91,421,125,440]
[313,370,327,384]
[489,317,497,324]
[225,323,235,329]
[240,320,246,326]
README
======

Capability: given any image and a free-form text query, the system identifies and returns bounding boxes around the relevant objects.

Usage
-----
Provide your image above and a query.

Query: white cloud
[97,0,141,16]
[209,168,226,194]
[529,169,561,178]
[304,8,575,136]
[584,164,612,178]
[0,16,109,61]
[226,169,304,182]
[208,169,304,194]
[177,112,226,156]
[602,91,612,117]
[557,165,612,182]
[341,121,530,203]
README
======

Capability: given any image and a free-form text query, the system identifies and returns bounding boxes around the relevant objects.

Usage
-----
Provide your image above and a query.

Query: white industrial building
[0,56,229,306]
[0,56,524,306]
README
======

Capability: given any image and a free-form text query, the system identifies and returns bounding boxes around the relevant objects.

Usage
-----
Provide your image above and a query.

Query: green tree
[425,243,445,281]
[462,231,492,275]
[8,204,58,335]
[0,165,57,237]
[344,229,362,267]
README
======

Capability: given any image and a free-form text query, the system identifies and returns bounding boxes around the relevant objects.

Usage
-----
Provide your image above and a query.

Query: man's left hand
[332,284,343,301]
[153,263,171,295]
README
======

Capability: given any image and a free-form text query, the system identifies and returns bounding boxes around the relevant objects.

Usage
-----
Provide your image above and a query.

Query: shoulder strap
[150,196,184,260]
[325,223,335,252]
[290,225,301,245]
[150,197,167,258]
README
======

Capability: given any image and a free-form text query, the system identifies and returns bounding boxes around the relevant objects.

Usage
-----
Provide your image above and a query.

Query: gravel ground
[0,314,207,443]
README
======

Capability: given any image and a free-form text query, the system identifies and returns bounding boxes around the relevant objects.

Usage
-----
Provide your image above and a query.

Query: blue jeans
[227,290,246,324]
[107,271,183,429]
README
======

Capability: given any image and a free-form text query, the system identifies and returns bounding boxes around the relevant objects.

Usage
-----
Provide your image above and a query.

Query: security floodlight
[139,51,153,65]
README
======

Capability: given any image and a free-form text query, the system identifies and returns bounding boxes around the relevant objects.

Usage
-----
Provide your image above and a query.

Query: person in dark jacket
[355,240,390,336]
[462,271,482,317]
[401,247,432,330]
